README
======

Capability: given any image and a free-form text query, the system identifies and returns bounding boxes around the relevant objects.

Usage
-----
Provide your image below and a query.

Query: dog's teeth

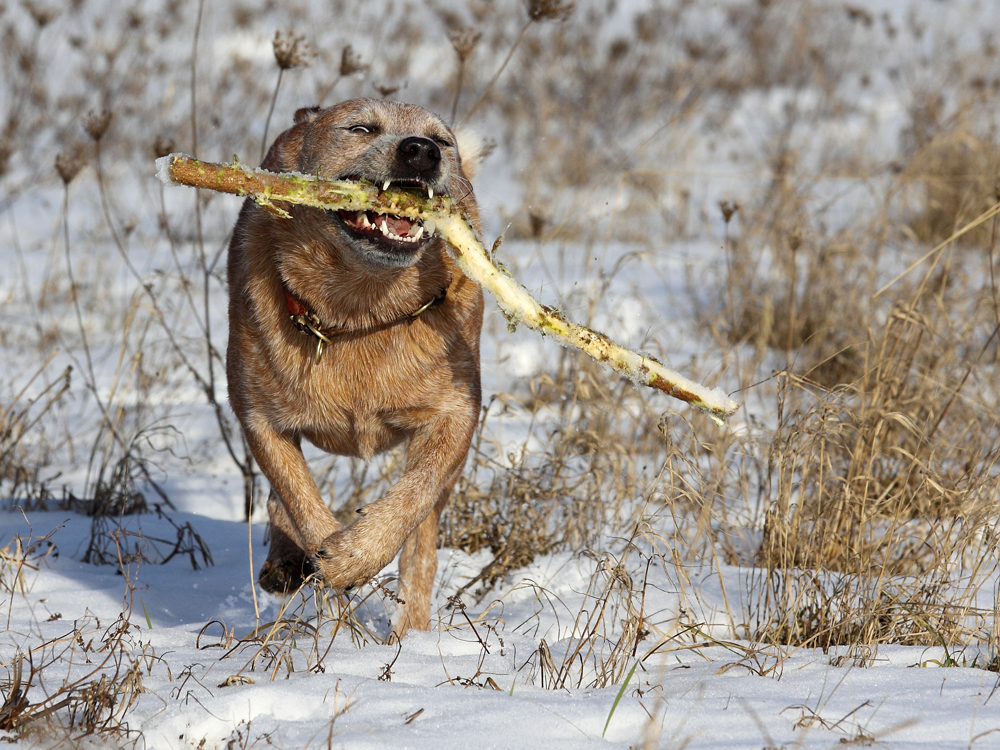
[427,186,434,200]
[383,180,391,191]
[413,225,424,241]
[379,219,389,235]
[357,211,370,227]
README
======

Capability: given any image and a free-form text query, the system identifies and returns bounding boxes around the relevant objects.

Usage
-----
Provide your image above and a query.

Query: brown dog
[226,98,483,637]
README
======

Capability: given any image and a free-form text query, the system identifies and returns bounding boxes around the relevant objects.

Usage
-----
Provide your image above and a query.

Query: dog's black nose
[398,136,441,176]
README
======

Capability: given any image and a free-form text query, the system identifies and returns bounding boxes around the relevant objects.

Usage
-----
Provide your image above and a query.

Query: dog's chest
[284,328,451,458]
[299,409,401,461]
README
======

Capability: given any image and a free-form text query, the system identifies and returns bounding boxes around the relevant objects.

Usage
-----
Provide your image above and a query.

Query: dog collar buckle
[409,287,448,319]
[290,311,333,364]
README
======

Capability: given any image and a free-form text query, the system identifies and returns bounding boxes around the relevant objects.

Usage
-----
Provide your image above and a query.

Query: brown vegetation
[0,0,998,742]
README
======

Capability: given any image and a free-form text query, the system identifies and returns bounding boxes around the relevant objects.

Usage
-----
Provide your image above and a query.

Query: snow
[2,511,998,749]
[154,156,181,188]
[2,0,1000,747]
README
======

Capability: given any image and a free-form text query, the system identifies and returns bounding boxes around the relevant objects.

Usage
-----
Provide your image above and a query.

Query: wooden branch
[156,153,739,424]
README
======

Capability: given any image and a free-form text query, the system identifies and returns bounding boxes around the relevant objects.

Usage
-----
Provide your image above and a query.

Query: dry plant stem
[261,68,284,163]
[874,200,1000,299]
[89,145,170,507]
[316,74,343,108]
[157,154,739,423]
[159,174,258,516]
[159,184,210,341]
[189,0,220,471]
[450,59,466,125]
[247,486,260,628]
[61,184,96,389]
[459,20,531,127]
[990,214,1000,327]
[0,358,70,478]
[189,0,204,162]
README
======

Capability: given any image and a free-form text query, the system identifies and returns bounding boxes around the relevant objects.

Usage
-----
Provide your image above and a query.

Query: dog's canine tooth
[412,225,424,241]
[383,180,391,191]
[379,219,389,235]
[357,210,370,227]
[427,186,434,200]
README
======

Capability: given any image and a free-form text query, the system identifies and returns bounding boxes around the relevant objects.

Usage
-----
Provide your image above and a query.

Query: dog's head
[262,98,477,269]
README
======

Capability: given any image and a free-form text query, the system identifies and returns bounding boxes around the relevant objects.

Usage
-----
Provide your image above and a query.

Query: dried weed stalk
[746,213,1000,653]
[205,583,395,682]
[0,613,156,743]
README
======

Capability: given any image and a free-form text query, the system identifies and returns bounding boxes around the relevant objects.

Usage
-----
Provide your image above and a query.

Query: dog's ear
[294,106,323,125]
[454,128,494,181]
[262,126,307,171]
[262,108,321,170]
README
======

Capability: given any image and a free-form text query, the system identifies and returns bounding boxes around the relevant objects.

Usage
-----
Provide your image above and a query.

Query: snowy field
[2,0,999,747]
[3,510,1000,749]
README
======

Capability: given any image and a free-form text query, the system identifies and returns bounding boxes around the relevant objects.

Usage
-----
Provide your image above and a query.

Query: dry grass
[199,584,394,682]
[441,351,667,592]
[0,0,999,742]
[747,293,999,654]
[0,607,165,747]
[0,517,157,745]
[0,360,70,509]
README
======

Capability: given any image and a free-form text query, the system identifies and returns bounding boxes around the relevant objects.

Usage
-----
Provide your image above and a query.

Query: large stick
[156,154,739,424]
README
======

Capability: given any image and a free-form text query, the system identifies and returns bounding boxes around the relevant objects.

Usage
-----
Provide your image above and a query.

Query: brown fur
[226,98,483,637]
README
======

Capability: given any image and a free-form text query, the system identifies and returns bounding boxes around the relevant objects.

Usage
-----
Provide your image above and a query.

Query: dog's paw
[258,555,318,593]
[314,529,385,592]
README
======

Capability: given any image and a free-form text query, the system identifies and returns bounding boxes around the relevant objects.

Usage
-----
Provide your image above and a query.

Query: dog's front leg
[243,415,342,592]
[315,414,474,595]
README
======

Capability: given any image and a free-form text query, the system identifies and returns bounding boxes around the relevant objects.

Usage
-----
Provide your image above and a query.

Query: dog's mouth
[331,178,441,263]
[336,209,428,249]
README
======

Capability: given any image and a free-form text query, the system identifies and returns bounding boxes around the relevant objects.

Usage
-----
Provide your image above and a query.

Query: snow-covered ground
[3,511,998,749]
[2,0,1000,747]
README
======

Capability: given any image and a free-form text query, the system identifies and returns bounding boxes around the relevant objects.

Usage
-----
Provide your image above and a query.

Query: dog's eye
[432,136,454,148]
[348,124,377,134]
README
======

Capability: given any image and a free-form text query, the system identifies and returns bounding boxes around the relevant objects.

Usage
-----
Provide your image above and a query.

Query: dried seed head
[23,0,56,28]
[448,27,482,62]
[272,30,312,70]
[787,228,804,252]
[232,5,254,28]
[528,211,546,239]
[153,135,175,159]
[526,0,574,22]
[0,143,13,179]
[339,45,366,77]
[719,200,738,223]
[373,83,400,99]
[608,38,630,62]
[844,5,874,28]
[84,109,112,142]
[55,143,87,185]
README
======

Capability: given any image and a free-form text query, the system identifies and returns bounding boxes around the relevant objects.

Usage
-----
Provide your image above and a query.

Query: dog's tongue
[375,213,413,236]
